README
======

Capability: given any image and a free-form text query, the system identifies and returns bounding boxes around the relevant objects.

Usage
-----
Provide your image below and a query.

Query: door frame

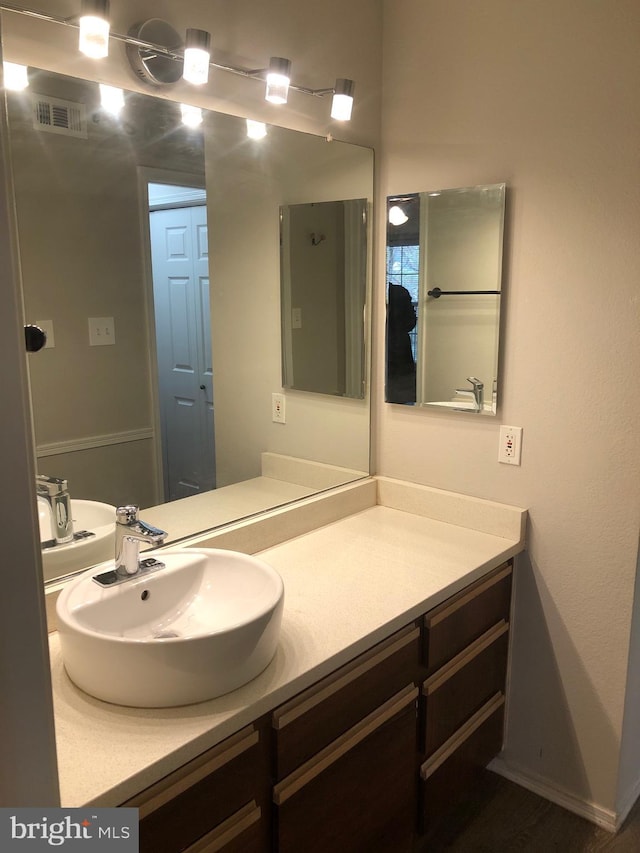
[136,166,207,503]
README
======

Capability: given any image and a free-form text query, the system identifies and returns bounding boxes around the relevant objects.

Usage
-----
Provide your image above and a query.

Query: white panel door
[150,205,215,501]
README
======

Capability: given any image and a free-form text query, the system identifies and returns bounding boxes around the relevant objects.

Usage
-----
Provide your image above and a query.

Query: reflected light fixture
[183,28,211,85]
[388,205,409,226]
[99,83,124,115]
[79,0,110,59]
[246,119,267,140]
[265,57,291,104]
[331,78,354,121]
[3,61,29,91]
[180,103,203,128]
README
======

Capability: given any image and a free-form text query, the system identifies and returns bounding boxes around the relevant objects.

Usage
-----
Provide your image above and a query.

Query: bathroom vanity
[47,477,526,851]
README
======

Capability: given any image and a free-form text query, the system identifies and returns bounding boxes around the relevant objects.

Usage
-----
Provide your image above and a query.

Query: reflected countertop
[49,476,527,807]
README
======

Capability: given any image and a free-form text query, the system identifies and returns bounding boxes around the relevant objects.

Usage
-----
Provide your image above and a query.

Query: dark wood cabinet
[272,622,421,781]
[120,560,513,852]
[274,686,418,853]
[125,722,271,853]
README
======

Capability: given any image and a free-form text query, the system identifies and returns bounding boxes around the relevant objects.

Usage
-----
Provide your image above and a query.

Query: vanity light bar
[0,3,356,120]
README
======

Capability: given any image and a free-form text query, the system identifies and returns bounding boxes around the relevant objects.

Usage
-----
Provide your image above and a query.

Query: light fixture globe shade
[3,62,29,91]
[265,57,291,104]
[388,205,409,226]
[330,78,354,121]
[79,0,110,59]
[183,28,211,85]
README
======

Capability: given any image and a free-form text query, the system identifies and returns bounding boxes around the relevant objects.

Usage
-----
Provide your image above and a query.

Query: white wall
[379,0,640,819]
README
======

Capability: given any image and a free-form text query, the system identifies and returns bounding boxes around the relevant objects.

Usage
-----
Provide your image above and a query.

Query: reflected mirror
[4,66,372,582]
[280,198,367,398]
[385,183,505,414]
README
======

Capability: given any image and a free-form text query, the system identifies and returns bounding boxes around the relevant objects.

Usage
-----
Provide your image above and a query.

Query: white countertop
[50,485,526,808]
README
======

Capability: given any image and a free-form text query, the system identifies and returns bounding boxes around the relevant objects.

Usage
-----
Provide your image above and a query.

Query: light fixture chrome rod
[0,4,346,102]
[0,3,70,25]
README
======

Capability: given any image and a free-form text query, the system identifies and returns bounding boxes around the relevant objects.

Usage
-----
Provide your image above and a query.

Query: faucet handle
[116,505,139,525]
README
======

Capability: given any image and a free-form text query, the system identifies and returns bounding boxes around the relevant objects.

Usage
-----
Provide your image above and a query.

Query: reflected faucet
[455,376,484,412]
[115,505,167,577]
[37,475,74,545]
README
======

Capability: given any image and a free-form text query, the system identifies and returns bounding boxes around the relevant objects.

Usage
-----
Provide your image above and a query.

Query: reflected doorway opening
[141,170,216,502]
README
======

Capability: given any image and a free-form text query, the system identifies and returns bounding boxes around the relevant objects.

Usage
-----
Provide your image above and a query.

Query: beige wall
[379,0,640,819]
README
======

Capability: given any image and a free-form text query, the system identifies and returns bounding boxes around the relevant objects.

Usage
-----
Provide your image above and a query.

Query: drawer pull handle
[274,684,418,805]
[183,801,261,853]
[420,692,505,781]
[128,726,259,818]
[273,624,420,730]
[423,620,509,695]
[425,564,511,629]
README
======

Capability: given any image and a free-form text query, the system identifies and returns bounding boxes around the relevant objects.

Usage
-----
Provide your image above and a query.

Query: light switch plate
[88,317,115,346]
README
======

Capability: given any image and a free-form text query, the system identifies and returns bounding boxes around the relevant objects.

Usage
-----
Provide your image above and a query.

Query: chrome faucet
[115,505,167,578]
[36,475,74,545]
[455,376,484,412]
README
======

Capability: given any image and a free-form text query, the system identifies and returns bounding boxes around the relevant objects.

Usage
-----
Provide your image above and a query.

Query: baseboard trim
[615,772,640,831]
[489,756,619,833]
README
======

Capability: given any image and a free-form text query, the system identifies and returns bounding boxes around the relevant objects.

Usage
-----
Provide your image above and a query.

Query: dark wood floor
[417,770,640,851]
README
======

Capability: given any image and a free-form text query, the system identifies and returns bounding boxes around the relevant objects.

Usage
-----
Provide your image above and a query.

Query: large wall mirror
[4,64,372,582]
[385,184,505,414]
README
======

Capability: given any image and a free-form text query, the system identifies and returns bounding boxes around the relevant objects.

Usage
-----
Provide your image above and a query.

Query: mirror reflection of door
[148,183,215,501]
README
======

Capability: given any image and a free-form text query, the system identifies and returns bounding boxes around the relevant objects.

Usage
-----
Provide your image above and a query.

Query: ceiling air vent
[32,94,88,139]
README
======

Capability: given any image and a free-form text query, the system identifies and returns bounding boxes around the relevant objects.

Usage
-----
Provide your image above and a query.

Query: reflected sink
[39,499,116,582]
[56,548,285,707]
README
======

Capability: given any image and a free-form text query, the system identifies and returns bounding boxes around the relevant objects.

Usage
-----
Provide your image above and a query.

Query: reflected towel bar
[427,287,501,298]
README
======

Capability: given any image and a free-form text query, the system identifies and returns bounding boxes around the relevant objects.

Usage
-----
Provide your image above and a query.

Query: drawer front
[183,802,264,853]
[419,694,505,835]
[126,723,270,853]
[274,686,418,853]
[424,562,512,674]
[421,621,509,757]
[272,623,421,781]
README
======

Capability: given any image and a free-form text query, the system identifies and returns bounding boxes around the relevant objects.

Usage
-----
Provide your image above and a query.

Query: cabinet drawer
[419,693,505,834]
[424,562,512,674]
[125,723,269,853]
[421,620,509,756]
[272,622,421,781]
[183,802,263,853]
[274,686,418,853]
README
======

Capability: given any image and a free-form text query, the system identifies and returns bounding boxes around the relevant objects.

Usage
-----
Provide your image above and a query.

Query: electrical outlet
[88,317,115,346]
[292,308,302,329]
[272,392,286,424]
[498,425,523,465]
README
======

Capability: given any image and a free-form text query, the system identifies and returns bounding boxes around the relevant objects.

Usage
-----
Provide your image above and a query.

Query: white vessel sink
[56,548,285,707]
[39,499,116,582]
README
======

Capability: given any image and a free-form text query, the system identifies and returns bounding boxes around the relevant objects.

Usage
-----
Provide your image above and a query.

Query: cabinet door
[424,562,512,674]
[125,723,270,853]
[274,686,418,853]
[273,623,421,781]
